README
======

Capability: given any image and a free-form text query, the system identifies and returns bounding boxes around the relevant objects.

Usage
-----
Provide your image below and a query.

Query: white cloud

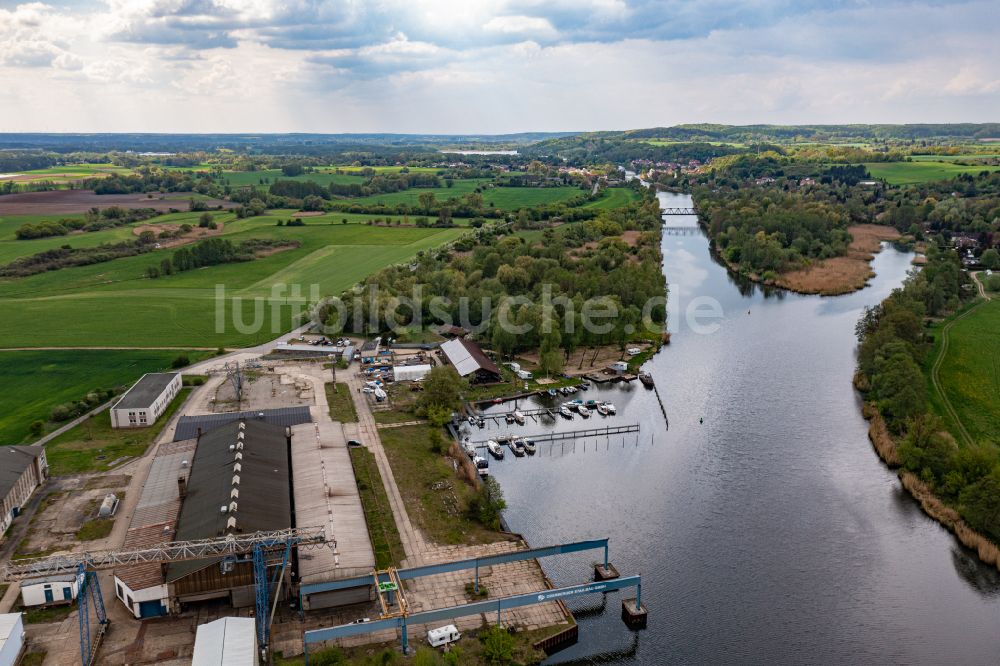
[0,0,996,132]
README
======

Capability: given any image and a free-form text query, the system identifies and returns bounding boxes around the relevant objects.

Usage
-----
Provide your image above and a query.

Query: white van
[427,624,461,647]
[515,369,533,380]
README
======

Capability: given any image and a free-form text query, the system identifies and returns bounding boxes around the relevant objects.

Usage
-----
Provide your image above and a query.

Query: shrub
[481,625,514,665]
[171,355,190,369]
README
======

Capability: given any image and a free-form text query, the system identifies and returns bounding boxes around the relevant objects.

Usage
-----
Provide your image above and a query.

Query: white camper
[427,624,461,648]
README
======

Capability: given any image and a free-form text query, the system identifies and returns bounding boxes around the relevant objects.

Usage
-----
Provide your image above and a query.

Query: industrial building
[0,445,47,535]
[20,573,80,607]
[114,420,293,616]
[0,613,24,666]
[110,372,182,429]
[192,617,258,666]
[439,338,502,383]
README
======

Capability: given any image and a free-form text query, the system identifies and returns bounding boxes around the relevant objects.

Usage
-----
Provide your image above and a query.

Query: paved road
[344,370,431,566]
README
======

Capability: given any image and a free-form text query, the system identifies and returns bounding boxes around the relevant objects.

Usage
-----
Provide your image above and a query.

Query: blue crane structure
[2,527,329,666]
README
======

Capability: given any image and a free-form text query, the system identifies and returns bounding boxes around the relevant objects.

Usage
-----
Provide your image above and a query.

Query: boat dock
[468,423,640,450]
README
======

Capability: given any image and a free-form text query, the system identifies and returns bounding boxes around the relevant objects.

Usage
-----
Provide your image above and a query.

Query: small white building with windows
[20,574,81,607]
[110,373,182,429]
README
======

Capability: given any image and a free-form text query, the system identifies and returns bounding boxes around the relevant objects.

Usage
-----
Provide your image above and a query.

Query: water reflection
[486,191,1000,665]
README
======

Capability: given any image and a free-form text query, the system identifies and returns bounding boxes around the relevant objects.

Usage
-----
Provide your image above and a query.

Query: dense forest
[316,193,665,373]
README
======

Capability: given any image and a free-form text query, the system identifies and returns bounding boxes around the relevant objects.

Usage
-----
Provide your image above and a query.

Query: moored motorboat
[638,372,655,388]
[597,403,610,416]
[523,438,536,454]
[510,438,526,456]
[578,405,591,418]
[513,409,525,425]
[487,440,504,459]
[559,406,573,418]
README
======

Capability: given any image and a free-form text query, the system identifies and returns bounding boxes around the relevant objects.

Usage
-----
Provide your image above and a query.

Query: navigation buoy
[699,417,704,424]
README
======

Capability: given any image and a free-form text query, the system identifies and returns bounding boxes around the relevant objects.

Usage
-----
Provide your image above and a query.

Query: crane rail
[2,527,329,581]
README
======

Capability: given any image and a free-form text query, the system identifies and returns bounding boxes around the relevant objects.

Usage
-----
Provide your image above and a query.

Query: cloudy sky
[0,0,997,133]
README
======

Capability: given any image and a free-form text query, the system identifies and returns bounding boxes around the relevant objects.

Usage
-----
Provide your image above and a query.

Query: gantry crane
[1,526,331,665]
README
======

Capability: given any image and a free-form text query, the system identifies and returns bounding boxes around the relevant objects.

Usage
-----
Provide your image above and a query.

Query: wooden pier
[469,423,640,448]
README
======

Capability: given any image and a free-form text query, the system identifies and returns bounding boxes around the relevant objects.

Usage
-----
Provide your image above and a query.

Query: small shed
[192,616,258,666]
[393,364,431,382]
[610,361,629,375]
[0,613,24,666]
[21,574,80,607]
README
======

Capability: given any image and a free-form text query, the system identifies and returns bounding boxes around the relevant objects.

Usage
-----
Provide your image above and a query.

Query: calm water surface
[476,192,1000,665]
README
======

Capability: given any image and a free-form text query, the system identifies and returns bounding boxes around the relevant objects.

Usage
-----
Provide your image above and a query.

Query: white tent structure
[393,364,431,382]
[192,617,258,666]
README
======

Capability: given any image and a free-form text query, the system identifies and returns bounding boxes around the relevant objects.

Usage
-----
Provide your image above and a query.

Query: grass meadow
[0,349,203,445]
[925,299,1000,447]
[0,211,465,347]
[864,161,1000,185]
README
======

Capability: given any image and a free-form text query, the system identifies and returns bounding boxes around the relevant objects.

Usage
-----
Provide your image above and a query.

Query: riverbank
[776,224,902,295]
[859,392,1000,573]
[708,223,903,296]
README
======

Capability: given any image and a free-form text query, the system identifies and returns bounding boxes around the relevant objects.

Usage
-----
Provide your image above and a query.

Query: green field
[43,387,192,475]
[864,161,1000,185]
[6,164,132,184]
[0,350,203,445]
[581,187,640,209]
[0,211,464,347]
[925,299,1000,446]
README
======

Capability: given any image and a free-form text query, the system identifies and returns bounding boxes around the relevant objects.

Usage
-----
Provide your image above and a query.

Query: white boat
[513,409,525,425]
[578,406,591,418]
[505,413,515,423]
[605,403,616,414]
[559,406,573,419]
[597,403,610,416]
[487,440,504,459]
[510,439,526,457]
[523,439,537,455]
[462,439,476,457]
[467,416,476,426]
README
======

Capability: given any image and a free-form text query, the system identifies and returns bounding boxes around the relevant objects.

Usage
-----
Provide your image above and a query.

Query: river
[480,191,1000,664]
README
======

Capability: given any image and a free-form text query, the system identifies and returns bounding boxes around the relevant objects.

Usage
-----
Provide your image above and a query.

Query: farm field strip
[864,161,1000,185]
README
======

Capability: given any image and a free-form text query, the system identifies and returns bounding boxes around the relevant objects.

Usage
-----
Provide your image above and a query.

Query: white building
[0,446,47,535]
[192,617,258,666]
[393,364,432,382]
[110,373,182,429]
[0,613,24,666]
[20,574,80,607]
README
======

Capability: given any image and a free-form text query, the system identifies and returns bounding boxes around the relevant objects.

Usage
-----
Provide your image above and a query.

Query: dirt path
[929,287,989,447]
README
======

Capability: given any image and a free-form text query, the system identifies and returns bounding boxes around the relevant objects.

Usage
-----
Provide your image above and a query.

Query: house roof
[166,420,291,582]
[439,339,501,378]
[22,573,77,585]
[114,373,179,410]
[0,445,42,501]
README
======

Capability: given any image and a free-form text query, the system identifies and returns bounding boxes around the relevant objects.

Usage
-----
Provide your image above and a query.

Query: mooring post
[497,600,502,625]
[604,544,609,570]
[401,619,409,655]
[636,581,641,609]
[474,560,480,595]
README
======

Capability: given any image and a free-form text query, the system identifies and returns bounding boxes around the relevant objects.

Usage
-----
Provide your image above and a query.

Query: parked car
[347,439,363,448]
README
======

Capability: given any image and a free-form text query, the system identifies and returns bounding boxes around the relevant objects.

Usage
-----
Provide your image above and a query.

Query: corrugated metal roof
[166,420,291,582]
[192,617,257,666]
[173,407,312,442]
[114,373,179,410]
[439,338,501,378]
